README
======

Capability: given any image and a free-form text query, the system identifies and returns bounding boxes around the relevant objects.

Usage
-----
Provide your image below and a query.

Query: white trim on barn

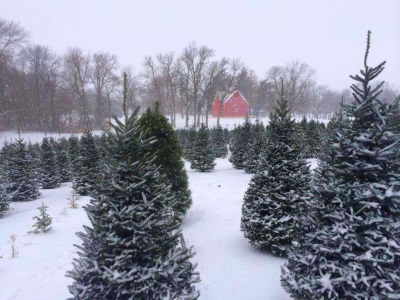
[222,90,249,104]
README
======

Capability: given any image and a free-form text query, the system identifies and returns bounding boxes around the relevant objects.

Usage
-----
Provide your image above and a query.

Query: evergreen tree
[67,111,199,299]
[241,98,311,256]
[190,124,216,172]
[244,119,265,174]
[27,141,42,182]
[229,117,252,169]
[0,163,9,216]
[73,130,100,196]
[29,203,52,233]
[211,125,228,158]
[140,103,192,216]
[7,140,40,202]
[282,31,400,299]
[40,137,61,189]
[184,126,197,161]
[55,137,72,182]
[0,142,12,215]
[68,135,81,179]
[306,119,321,158]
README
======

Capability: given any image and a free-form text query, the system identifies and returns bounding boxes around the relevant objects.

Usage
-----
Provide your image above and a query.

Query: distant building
[211,90,249,117]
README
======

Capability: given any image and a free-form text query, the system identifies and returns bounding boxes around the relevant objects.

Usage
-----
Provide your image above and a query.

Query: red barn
[211,90,249,117]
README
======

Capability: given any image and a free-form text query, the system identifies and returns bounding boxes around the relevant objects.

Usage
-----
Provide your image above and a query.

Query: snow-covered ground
[0,183,92,300]
[182,158,289,299]
[0,157,323,299]
[0,114,329,147]
[172,114,329,129]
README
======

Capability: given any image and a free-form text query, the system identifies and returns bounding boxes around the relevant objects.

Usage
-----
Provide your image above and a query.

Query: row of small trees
[241,32,400,299]
[0,131,102,216]
[0,100,199,297]
[229,116,328,175]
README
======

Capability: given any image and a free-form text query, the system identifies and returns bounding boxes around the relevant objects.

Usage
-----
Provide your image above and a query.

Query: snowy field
[0,114,329,147]
[171,114,329,130]
[0,123,319,299]
[0,155,318,300]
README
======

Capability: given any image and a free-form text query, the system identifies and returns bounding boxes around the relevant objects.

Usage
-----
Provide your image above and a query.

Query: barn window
[229,99,232,103]
[234,107,239,113]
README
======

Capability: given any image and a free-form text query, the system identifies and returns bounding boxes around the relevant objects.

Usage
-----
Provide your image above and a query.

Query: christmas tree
[40,137,61,189]
[67,110,199,299]
[229,117,252,169]
[244,118,265,174]
[241,95,311,257]
[184,126,197,161]
[282,31,400,299]
[55,137,72,183]
[7,140,40,202]
[29,203,52,233]
[140,103,192,216]
[190,124,216,172]
[68,135,81,180]
[73,130,100,196]
[211,125,228,158]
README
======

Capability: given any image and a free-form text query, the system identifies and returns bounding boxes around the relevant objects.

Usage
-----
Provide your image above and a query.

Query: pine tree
[67,111,199,299]
[7,140,40,202]
[229,117,252,169]
[73,130,100,196]
[140,103,192,216]
[29,203,52,233]
[190,124,216,172]
[184,126,197,161]
[68,135,80,180]
[55,137,72,182]
[241,97,311,257]
[306,119,321,158]
[211,125,228,158]
[0,164,9,216]
[243,118,265,174]
[0,142,12,215]
[27,141,42,183]
[40,137,61,189]
[282,31,400,299]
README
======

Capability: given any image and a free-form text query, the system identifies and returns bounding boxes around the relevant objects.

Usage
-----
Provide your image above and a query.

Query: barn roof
[222,90,249,104]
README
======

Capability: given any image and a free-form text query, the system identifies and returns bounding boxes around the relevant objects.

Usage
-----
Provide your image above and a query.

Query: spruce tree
[27,141,42,182]
[190,124,216,172]
[184,126,197,161]
[7,139,40,202]
[40,137,61,189]
[0,143,11,215]
[241,97,311,256]
[55,137,72,182]
[282,31,400,299]
[229,117,252,169]
[139,103,192,216]
[67,111,199,299]
[244,118,265,174]
[29,203,52,233]
[68,135,81,180]
[306,119,321,158]
[0,165,9,216]
[73,130,100,196]
[211,125,228,158]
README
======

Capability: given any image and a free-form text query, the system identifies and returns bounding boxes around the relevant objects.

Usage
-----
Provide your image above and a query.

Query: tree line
[1,17,398,132]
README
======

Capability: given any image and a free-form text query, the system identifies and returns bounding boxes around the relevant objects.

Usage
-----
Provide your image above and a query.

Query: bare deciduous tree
[90,51,119,127]
[63,48,91,128]
[268,60,315,113]
[0,18,29,61]
[179,42,214,127]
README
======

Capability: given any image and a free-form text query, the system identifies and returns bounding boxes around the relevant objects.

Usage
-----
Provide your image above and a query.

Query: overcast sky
[1,0,399,91]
